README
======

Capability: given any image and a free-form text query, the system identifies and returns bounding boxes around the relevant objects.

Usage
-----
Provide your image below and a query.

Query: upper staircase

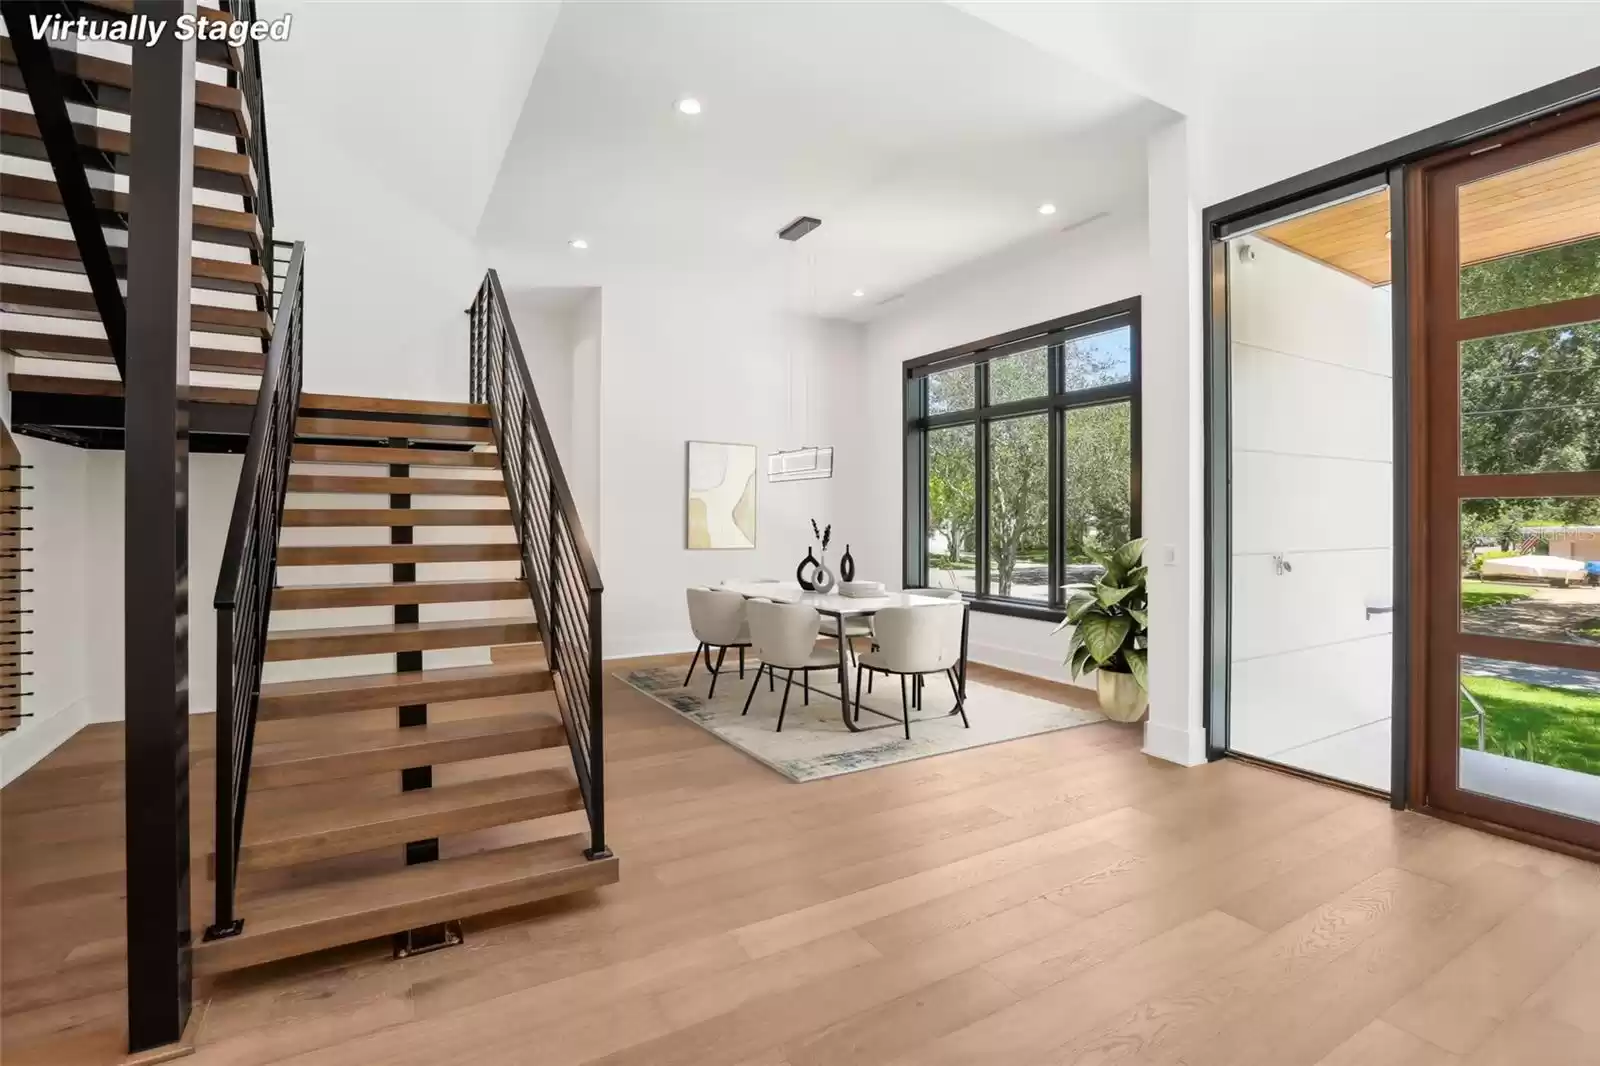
[1,0,277,445]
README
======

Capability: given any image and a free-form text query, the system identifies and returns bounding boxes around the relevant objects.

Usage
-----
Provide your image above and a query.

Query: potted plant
[1054,537,1148,722]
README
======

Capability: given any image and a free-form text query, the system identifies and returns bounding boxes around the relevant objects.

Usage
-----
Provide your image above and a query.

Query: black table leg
[833,610,862,732]
[959,605,970,701]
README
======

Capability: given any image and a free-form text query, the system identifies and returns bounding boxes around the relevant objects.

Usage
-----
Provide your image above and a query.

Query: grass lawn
[1461,674,1600,776]
[1581,618,1600,641]
[1460,579,1538,612]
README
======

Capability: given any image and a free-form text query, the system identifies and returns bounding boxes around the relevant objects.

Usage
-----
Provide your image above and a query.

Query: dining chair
[685,587,751,698]
[855,602,968,739]
[742,599,836,731]
[866,587,964,697]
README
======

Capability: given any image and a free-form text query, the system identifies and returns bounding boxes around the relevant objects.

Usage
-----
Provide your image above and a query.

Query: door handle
[1366,604,1394,619]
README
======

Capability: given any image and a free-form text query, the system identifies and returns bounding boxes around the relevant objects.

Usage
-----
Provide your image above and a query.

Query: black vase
[796,548,820,591]
[840,544,855,583]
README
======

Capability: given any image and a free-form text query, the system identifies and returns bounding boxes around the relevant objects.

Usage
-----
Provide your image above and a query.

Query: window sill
[963,597,1066,624]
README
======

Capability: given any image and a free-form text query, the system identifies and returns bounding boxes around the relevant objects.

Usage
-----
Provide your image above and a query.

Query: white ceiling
[476,0,1173,318]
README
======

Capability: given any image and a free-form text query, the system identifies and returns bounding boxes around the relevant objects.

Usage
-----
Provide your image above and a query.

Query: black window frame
[902,297,1142,621]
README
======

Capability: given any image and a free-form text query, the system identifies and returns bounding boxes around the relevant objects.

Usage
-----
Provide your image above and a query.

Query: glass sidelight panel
[1460,320,1600,476]
[1458,140,1600,319]
[1459,655,1600,824]
[1459,497,1600,648]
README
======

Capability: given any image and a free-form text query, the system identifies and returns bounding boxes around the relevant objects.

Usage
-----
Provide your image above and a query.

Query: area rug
[617,664,1105,782]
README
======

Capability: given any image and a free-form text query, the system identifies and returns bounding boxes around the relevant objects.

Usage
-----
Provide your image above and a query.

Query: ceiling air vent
[778,216,822,242]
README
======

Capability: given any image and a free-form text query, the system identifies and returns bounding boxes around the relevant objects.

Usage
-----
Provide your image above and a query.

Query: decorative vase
[1096,669,1149,723]
[812,553,836,594]
[796,548,820,591]
[839,544,855,583]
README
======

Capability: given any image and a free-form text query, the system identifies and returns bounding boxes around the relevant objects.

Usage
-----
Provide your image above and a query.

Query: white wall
[0,430,91,787]
[1227,238,1392,767]
[592,275,860,657]
[852,209,1149,688]
[0,426,240,785]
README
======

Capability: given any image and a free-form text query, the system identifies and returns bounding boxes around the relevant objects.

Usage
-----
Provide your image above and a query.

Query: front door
[1421,108,1600,851]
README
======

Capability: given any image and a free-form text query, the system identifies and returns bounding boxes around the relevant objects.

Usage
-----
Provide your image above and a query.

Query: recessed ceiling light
[568,238,589,250]
[852,289,865,298]
[1038,203,1057,215]
[676,97,702,115]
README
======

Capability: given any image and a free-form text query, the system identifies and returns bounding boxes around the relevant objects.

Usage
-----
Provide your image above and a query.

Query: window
[905,300,1140,618]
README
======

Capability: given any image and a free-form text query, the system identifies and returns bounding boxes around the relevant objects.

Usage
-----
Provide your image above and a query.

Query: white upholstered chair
[742,600,836,731]
[685,587,752,698]
[866,587,965,697]
[856,602,968,739]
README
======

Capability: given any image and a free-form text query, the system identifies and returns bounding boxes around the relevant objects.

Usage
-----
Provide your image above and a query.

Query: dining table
[717,580,970,732]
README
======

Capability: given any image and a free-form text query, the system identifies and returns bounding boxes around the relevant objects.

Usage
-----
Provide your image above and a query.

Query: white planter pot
[1096,668,1149,723]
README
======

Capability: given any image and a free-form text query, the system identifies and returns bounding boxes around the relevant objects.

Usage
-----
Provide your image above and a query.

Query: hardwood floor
[4,653,1598,1065]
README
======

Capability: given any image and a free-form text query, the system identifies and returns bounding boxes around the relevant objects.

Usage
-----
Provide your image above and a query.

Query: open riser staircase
[1,0,278,445]
[1,1,616,980]
[196,255,616,974]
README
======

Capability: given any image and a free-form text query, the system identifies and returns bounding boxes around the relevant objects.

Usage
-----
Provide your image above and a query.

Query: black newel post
[123,1,197,1053]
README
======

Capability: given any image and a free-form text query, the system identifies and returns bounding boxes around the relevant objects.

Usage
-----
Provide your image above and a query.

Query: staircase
[0,1,276,401]
[3,3,616,981]
[195,307,617,973]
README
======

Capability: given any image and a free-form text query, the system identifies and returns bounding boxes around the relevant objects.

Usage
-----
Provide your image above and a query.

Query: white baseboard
[964,640,1094,691]
[0,697,91,788]
[1142,719,1209,767]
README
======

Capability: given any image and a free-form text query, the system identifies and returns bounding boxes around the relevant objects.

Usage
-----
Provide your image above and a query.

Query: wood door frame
[1406,99,1600,861]
[1201,70,1600,830]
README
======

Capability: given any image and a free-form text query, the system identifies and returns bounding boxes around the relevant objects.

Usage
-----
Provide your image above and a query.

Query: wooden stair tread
[0,38,250,137]
[294,416,492,443]
[281,508,510,527]
[0,326,264,374]
[259,662,549,718]
[250,711,566,789]
[273,578,527,610]
[0,230,267,293]
[0,107,255,197]
[299,394,489,419]
[264,617,539,660]
[1,173,263,249]
[290,443,498,468]
[276,542,521,567]
[237,767,583,871]
[7,373,256,406]
[286,474,505,496]
[0,282,271,336]
[194,833,616,975]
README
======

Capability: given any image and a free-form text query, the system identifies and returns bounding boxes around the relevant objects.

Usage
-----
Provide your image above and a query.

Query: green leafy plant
[1054,537,1148,690]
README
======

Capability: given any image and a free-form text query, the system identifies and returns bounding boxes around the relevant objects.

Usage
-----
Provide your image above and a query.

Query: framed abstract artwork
[686,441,758,549]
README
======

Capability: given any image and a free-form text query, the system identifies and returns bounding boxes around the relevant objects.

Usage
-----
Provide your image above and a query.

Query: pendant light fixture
[769,215,834,483]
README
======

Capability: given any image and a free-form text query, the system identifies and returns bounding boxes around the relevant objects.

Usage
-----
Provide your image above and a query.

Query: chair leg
[739,646,745,679]
[709,646,728,699]
[868,670,874,695]
[777,669,795,732]
[769,666,774,692]
[914,675,922,711]
[741,664,765,716]
[684,643,703,687]
[948,668,969,728]
[853,663,864,724]
[803,668,810,706]
[899,674,911,740]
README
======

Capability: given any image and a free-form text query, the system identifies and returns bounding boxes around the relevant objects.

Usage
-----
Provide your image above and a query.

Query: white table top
[718,580,965,616]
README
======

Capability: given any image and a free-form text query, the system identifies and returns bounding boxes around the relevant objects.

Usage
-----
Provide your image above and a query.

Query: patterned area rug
[617,664,1105,782]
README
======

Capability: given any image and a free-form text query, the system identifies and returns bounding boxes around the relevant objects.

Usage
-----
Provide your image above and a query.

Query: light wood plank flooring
[3,655,1598,1065]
